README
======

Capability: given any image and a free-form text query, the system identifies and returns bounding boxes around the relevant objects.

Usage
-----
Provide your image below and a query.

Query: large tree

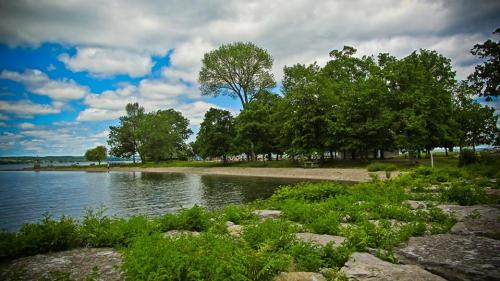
[198,42,275,108]
[469,28,500,100]
[195,108,236,162]
[453,81,498,152]
[108,103,145,163]
[138,109,192,163]
[84,145,107,165]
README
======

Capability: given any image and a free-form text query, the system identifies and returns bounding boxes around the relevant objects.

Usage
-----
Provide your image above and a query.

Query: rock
[341,214,351,222]
[437,204,500,237]
[295,233,345,247]
[274,272,326,281]
[253,209,282,220]
[404,200,427,210]
[227,224,244,237]
[226,221,235,227]
[0,248,123,281]
[395,234,500,281]
[340,252,445,281]
[162,230,200,238]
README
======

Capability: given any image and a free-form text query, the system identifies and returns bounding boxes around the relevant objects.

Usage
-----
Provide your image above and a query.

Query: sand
[36,166,392,182]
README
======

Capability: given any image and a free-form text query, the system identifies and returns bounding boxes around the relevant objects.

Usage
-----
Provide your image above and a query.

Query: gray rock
[340,252,445,281]
[404,200,427,210]
[395,234,500,281]
[162,230,200,238]
[0,248,123,281]
[253,209,282,220]
[274,272,326,281]
[295,232,345,247]
[437,204,500,237]
[226,221,235,227]
[227,224,244,237]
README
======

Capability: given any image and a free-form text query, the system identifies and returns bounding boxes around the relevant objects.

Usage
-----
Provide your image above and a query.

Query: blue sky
[0,0,499,156]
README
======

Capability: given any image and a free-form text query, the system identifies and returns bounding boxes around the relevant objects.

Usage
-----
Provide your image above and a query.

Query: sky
[0,0,499,156]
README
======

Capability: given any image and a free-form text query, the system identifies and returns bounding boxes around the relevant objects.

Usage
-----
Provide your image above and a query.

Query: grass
[2,155,500,280]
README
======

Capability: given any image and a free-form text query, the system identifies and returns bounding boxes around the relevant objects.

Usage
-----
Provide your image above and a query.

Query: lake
[0,171,306,231]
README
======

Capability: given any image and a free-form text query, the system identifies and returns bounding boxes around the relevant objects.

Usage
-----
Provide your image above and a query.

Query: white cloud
[0,69,88,100]
[0,132,22,150]
[0,100,61,118]
[59,47,153,77]
[17,122,36,129]
[77,108,125,122]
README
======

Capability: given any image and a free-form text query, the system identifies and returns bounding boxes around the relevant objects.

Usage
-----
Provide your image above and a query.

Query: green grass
[2,155,500,280]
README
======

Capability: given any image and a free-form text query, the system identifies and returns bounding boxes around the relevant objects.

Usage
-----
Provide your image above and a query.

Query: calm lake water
[0,171,305,231]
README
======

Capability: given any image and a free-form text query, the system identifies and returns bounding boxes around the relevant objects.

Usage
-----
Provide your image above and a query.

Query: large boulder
[437,204,500,237]
[253,209,282,220]
[395,234,500,281]
[295,233,345,247]
[274,272,325,281]
[340,252,445,281]
[0,248,123,281]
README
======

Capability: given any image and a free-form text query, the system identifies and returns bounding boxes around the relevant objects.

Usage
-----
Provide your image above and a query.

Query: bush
[271,182,347,202]
[243,219,296,251]
[458,149,478,167]
[441,183,487,205]
[367,162,397,172]
[159,205,211,232]
[223,205,257,224]
[478,151,495,164]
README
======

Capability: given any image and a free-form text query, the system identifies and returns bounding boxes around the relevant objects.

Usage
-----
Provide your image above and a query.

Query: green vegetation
[2,160,499,280]
[84,145,107,165]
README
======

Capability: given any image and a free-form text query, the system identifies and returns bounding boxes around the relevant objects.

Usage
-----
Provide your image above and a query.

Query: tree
[195,108,236,162]
[108,103,145,163]
[469,28,500,100]
[235,91,282,161]
[138,109,192,163]
[84,145,107,165]
[453,81,498,152]
[199,42,276,108]
[383,49,456,164]
[282,63,334,158]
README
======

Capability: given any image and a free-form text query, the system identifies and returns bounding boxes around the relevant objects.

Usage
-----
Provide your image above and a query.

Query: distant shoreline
[11,166,390,182]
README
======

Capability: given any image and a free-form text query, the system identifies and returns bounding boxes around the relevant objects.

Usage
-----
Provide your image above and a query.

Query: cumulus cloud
[0,0,498,81]
[0,69,88,100]
[59,47,153,77]
[0,100,61,118]
[0,132,22,150]
[17,122,36,129]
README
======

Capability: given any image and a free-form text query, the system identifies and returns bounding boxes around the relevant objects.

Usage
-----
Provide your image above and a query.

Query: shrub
[458,149,478,167]
[158,205,211,232]
[223,205,257,224]
[289,242,324,271]
[441,183,487,205]
[478,151,495,164]
[367,162,397,172]
[271,182,347,202]
[243,219,296,251]
[16,215,80,257]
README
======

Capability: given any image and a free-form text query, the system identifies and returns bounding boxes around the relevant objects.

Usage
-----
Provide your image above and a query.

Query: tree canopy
[469,28,500,100]
[84,145,107,165]
[198,42,275,108]
[195,108,235,162]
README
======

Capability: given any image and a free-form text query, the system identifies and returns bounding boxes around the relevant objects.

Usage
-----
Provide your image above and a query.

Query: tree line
[106,29,499,164]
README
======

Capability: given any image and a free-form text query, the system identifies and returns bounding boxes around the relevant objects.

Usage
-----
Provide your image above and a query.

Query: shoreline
[9,166,390,182]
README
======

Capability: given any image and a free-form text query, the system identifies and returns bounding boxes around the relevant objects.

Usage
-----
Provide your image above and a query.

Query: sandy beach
[34,167,391,182]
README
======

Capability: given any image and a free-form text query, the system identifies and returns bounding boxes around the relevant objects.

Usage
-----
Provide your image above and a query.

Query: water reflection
[0,171,306,231]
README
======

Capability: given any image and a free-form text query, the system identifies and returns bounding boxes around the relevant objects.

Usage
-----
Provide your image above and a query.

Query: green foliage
[108,102,144,163]
[469,27,500,99]
[223,205,257,224]
[441,183,487,205]
[159,205,211,232]
[243,219,296,251]
[84,145,107,165]
[199,42,275,108]
[195,108,236,161]
[271,182,347,202]
[458,149,478,167]
[367,162,397,172]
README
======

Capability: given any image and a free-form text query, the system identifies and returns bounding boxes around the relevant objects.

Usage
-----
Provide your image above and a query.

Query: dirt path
[35,167,390,182]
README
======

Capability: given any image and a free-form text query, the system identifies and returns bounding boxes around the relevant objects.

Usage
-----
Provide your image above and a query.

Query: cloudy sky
[0,0,499,156]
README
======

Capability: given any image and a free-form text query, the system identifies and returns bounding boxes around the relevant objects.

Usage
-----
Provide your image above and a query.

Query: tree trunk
[98,160,101,165]
[329,150,334,159]
[373,149,378,160]
[343,150,346,160]
[250,141,256,161]
[132,154,136,164]
[409,150,417,165]
[267,152,272,161]
[445,147,448,157]
[380,149,385,159]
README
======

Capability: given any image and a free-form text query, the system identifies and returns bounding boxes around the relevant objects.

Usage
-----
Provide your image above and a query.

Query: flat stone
[0,248,123,281]
[404,200,427,210]
[395,234,500,281]
[295,232,345,247]
[340,252,445,281]
[162,230,200,238]
[253,209,282,220]
[227,224,244,237]
[274,272,326,281]
[437,204,500,237]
